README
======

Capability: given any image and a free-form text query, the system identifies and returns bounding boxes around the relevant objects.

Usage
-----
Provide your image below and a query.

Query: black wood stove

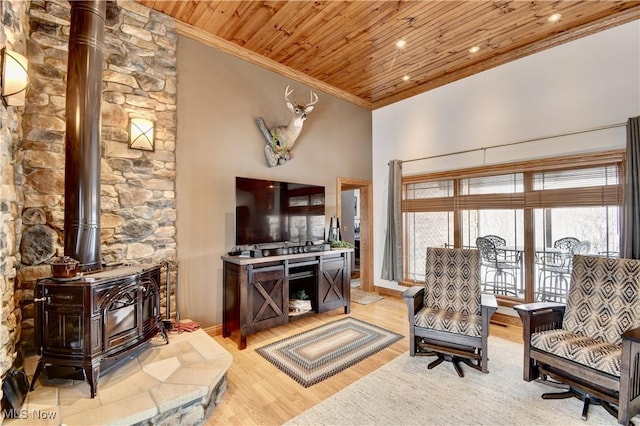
[31,265,167,398]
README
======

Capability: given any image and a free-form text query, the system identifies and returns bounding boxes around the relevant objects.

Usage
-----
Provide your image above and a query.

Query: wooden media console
[221,249,352,349]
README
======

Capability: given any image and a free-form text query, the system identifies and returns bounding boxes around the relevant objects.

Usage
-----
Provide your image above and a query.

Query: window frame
[401,149,625,305]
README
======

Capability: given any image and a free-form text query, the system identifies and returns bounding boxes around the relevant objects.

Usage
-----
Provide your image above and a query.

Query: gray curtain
[622,116,640,259]
[381,160,403,281]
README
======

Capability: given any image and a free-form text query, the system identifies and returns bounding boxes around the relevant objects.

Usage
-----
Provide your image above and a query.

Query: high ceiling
[137,1,640,110]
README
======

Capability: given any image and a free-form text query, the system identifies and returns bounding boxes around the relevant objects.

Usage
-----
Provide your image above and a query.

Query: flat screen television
[235,177,326,246]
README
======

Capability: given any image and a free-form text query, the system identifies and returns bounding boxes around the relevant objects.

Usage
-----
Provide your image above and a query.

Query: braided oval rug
[256,317,402,388]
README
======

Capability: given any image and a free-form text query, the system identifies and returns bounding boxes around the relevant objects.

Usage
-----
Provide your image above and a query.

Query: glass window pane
[533,206,620,302]
[461,173,523,195]
[462,209,524,299]
[533,165,619,190]
[404,211,454,282]
[406,180,453,199]
[462,209,524,249]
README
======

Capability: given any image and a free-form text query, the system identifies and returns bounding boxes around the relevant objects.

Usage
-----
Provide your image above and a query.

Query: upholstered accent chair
[403,247,498,377]
[515,255,640,424]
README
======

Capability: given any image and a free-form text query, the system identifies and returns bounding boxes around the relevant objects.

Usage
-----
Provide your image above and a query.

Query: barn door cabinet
[222,249,351,349]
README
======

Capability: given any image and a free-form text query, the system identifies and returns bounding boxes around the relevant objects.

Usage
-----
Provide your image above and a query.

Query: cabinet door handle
[33,297,49,303]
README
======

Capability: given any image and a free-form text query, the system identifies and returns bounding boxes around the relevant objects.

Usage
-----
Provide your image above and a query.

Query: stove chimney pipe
[63,1,106,272]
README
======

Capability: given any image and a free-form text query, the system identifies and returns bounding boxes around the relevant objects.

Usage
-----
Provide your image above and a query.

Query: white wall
[373,21,640,290]
[176,36,372,326]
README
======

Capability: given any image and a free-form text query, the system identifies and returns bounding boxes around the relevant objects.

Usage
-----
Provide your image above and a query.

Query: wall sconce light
[1,48,29,107]
[129,117,155,151]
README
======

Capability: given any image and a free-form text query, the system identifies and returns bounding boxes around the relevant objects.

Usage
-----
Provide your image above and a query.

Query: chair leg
[426,354,472,378]
[427,356,445,370]
[542,387,622,424]
[600,400,619,420]
[452,360,464,378]
[582,397,594,421]
[459,357,482,374]
[542,389,577,400]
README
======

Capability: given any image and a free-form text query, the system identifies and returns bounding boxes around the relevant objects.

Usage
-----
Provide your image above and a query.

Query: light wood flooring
[206,291,523,425]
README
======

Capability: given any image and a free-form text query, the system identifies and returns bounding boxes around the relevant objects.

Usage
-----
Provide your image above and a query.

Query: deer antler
[284,85,294,103]
[307,91,319,107]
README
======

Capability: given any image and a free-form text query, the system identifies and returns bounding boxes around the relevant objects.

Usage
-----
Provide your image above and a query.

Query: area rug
[286,335,637,425]
[351,287,384,305]
[256,317,402,388]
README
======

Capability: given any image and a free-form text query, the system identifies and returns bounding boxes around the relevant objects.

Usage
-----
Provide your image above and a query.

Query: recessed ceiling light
[396,39,407,49]
[548,13,562,23]
[469,46,480,54]
[402,75,410,82]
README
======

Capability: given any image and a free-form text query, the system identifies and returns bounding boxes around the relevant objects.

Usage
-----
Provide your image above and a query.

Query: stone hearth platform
[5,329,232,425]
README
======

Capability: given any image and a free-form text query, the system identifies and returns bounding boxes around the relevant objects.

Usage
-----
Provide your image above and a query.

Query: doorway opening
[337,178,373,292]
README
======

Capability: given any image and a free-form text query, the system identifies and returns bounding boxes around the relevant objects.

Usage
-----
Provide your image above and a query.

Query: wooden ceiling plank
[313,1,458,63]
[228,1,291,48]
[257,1,381,83]
[364,4,637,103]
[241,2,314,52]
[278,6,380,74]
[138,0,170,15]
[316,2,486,96]
[170,0,200,22]
[373,6,640,108]
[304,1,409,63]
[334,2,630,100]
[189,2,224,31]
[405,1,637,82]
[215,2,264,40]
[269,2,355,63]
[348,2,556,95]
[274,1,380,62]
[216,2,270,42]
[332,0,542,86]
[309,2,471,87]
[254,4,325,56]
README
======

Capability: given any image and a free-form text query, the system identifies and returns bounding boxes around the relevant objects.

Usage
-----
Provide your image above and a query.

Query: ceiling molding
[176,21,373,110]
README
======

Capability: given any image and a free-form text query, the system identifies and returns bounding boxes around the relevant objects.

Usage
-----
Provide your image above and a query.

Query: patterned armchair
[403,247,498,377]
[515,255,640,425]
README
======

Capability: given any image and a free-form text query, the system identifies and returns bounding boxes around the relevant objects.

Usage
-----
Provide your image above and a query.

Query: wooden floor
[206,292,523,425]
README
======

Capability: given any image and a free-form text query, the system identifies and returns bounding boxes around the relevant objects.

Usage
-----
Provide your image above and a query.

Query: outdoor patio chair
[515,255,640,425]
[403,247,497,377]
[483,234,506,247]
[536,238,590,303]
[476,236,520,296]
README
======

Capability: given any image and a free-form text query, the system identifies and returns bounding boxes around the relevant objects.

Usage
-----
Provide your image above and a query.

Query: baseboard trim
[375,286,404,298]
[203,324,222,337]
[492,312,522,327]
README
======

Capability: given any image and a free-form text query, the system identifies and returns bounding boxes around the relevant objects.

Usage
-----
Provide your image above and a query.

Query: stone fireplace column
[1,0,29,412]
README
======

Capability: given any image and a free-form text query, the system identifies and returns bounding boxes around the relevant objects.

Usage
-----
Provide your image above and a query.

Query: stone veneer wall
[0,0,30,409]
[17,0,178,355]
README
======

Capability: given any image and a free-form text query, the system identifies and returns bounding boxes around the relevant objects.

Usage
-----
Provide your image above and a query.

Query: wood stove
[31,265,167,398]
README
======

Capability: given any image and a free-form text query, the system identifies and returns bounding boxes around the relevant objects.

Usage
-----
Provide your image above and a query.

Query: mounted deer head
[257,85,319,167]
